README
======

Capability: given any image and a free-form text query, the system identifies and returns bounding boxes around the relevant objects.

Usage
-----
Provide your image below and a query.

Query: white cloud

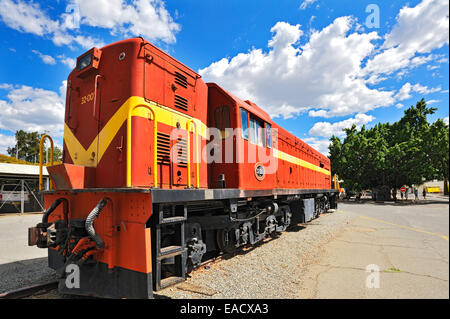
[0,0,58,36]
[73,0,180,44]
[302,137,330,156]
[0,83,13,89]
[394,82,442,101]
[309,113,375,138]
[363,0,449,77]
[200,17,395,119]
[0,83,65,138]
[444,117,449,125]
[57,55,76,69]
[426,65,439,70]
[395,83,413,101]
[32,49,56,65]
[426,99,440,104]
[0,0,178,49]
[299,0,318,10]
[396,103,404,109]
[0,133,16,155]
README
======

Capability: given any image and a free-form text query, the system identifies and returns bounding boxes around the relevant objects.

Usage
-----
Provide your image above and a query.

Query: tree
[329,99,449,197]
[6,130,62,163]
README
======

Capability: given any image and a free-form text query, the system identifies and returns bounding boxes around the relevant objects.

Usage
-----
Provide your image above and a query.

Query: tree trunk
[444,178,449,195]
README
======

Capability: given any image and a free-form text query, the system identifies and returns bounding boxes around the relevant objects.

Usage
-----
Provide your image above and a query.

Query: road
[297,194,449,299]
[0,213,54,293]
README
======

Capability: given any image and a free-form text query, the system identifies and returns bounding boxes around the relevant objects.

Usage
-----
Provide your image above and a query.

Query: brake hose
[85,198,107,249]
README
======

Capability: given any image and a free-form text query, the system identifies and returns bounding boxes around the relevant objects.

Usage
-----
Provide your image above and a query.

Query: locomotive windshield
[77,53,92,71]
[240,108,249,139]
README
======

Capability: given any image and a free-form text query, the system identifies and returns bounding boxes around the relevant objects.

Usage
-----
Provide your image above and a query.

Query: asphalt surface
[0,213,55,293]
[297,194,449,299]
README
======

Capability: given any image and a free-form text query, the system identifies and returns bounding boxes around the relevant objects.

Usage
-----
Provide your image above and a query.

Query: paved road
[298,194,449,299]
[0,213,54,292]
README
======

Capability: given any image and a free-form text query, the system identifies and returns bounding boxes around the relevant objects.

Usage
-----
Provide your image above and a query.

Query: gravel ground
[156,209,352,299]
[0,257,56,293]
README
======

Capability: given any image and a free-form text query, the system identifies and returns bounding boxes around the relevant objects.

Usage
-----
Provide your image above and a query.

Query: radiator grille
[174,95,188,111]
[157,132,171,165]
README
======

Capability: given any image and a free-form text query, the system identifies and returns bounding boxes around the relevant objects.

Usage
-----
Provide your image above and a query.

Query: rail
[127,104,157,187]
[186,119,200,188]
[39,134,54,191]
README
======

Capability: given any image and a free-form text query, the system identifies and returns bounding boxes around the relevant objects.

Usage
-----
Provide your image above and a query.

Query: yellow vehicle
[333,174,346,198]
[424,186,440,193]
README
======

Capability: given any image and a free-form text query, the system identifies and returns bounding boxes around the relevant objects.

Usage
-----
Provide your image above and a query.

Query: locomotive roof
[206,83,272,123]
[101,37,201,79]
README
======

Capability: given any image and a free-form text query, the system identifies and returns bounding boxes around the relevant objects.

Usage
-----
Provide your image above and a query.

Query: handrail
[39,134,54,191]
[186,119,200,188]
[127,104,157,187]
[92,75,104,120]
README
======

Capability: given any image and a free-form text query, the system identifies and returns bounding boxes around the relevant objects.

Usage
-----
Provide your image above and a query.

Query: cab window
[250,116,265,147]
[266,123,272,148]
[240,108,249,140]
[214,105,230,138]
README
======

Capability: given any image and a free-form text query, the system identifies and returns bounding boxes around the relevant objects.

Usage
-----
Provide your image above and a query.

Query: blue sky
[0,0,448,156]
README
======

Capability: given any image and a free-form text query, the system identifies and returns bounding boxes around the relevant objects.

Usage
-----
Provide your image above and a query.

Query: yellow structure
[39,134,54,191]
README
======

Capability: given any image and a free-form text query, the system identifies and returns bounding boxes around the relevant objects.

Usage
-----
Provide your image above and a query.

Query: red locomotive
[28,38,337,298]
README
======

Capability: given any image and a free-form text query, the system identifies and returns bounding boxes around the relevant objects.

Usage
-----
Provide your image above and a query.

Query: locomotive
[28,37,338,298]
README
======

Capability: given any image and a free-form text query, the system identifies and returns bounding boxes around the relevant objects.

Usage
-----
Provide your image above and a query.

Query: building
[0,163,49,213]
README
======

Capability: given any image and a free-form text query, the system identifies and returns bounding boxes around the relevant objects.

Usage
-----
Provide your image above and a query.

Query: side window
[214,105,230,138]
[266,123,272,148]
[240,108,249,140]
[250,116,264,147]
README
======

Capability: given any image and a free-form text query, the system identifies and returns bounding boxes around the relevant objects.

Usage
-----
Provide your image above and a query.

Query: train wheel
[216,229,237,254]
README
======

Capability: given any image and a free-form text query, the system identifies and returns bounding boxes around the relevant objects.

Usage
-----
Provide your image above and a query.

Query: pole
[20,179,24,214]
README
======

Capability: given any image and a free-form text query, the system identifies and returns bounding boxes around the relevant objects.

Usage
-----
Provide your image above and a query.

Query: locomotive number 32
[81,92,95,104]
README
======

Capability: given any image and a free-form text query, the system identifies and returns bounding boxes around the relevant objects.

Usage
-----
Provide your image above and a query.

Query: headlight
[77,53,92,71]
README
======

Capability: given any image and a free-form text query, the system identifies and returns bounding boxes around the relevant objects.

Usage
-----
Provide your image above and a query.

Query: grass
[384,267,402,273]
[0,154,35,165]
[0,154,61,165]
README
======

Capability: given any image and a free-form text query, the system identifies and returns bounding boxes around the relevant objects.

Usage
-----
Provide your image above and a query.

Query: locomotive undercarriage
[153,193,334,291]
[29,189,337,296]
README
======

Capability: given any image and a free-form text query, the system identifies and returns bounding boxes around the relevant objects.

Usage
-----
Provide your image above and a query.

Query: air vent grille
[174,95,188,111]
[157,132,171,165]
[174,71,188,88]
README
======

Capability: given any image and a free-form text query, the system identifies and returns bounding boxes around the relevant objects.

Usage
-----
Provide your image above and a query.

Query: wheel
[216,229,237,253]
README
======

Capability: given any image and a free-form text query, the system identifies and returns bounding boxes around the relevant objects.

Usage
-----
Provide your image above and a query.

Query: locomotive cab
[207,83,277,189]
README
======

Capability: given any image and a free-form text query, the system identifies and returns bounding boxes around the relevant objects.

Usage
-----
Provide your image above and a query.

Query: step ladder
[152,204,187,290]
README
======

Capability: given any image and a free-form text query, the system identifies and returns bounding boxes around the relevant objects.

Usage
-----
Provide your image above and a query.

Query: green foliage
[329,99,449,192]
[6,130,62,163]
[0,154,35,165]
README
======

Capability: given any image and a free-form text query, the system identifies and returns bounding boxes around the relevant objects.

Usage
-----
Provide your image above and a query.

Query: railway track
[0,281,58,299]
